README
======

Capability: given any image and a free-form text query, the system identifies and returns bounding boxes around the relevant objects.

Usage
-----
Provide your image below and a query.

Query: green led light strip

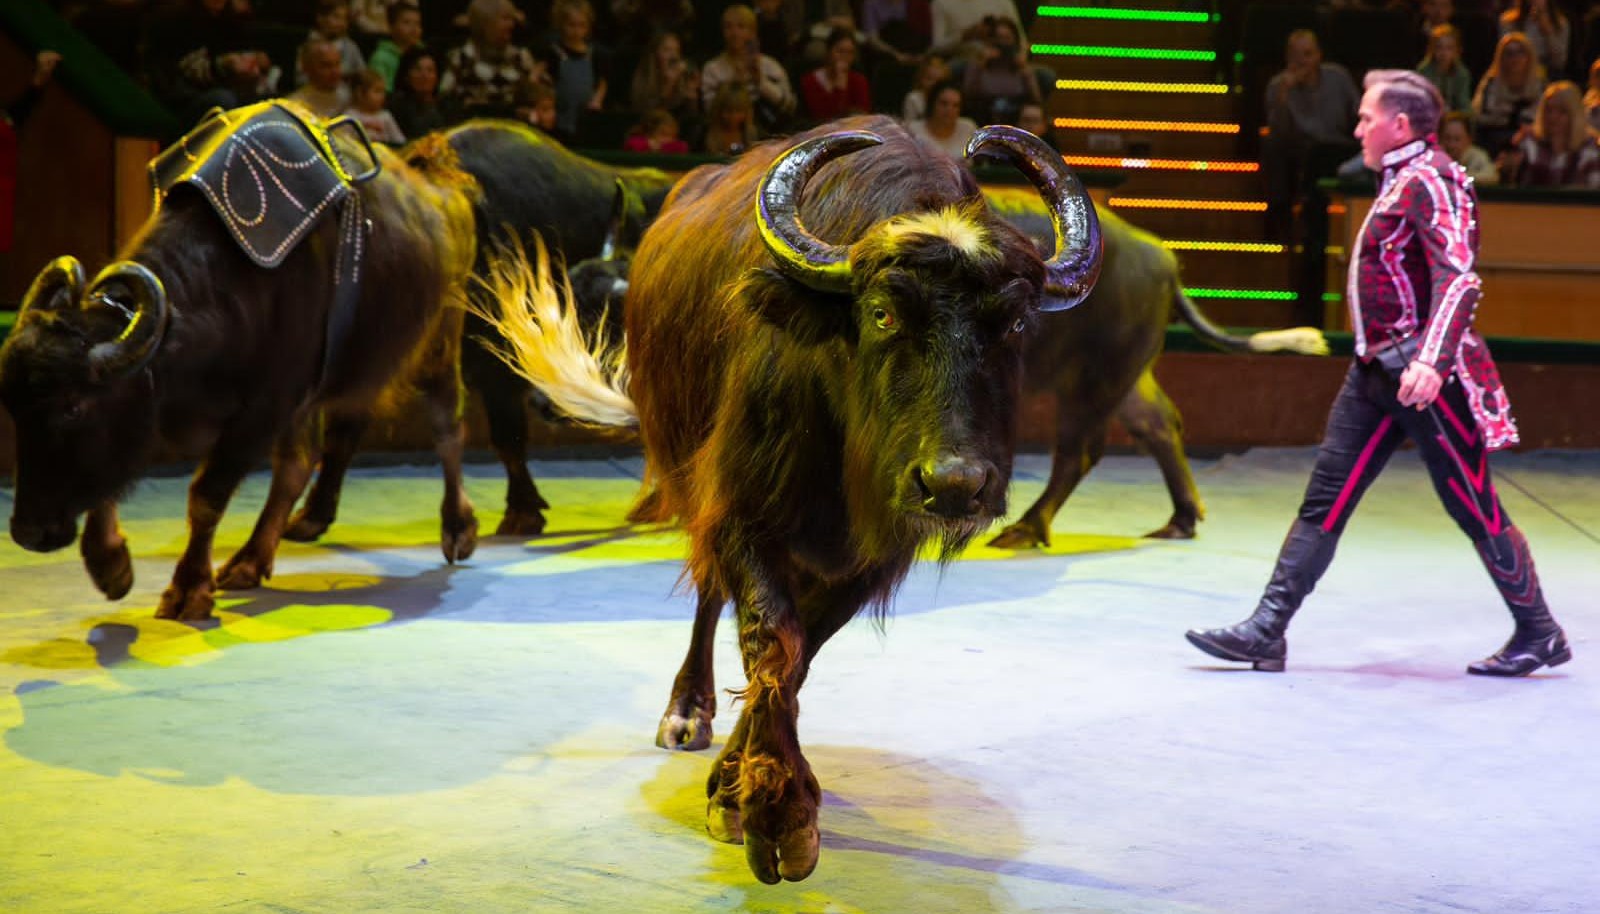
[1187,289,1298,301]
[1036,5,1212,23]
[1032,44,1217,62]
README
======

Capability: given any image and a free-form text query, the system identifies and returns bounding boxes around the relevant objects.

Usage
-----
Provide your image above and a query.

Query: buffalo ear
[743,268,855,346]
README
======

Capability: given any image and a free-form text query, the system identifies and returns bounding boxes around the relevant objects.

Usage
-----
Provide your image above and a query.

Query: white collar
[1381,138,1430,170]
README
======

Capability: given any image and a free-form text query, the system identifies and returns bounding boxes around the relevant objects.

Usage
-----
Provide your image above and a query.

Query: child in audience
[702,82,756,155]
[514,79,566,142]
[1439,110,1498,184]
[297,0,365,86]
[369,2,423,92]
[1418,24,1473,114]
[623,108,690,153]
[349,69,407,143]
[1585,58,1600,133]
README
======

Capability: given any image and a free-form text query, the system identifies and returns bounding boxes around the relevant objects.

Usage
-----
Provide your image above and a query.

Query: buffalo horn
[19,256,87,316]
[756,130,883,294]
[84,261,170,380]
[965,126,1103,312]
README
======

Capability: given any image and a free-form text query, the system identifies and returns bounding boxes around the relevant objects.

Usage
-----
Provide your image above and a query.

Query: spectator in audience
[1419,24,1474,113]
[369,2,423,92]
[909,81,977,157]
[144,0,275,124]
[961,16,1040,125]
[754,0,798,66]
[538,0,610,137]
[623,108,690,152]
[701,4,796,137]
[902,54,949,121]
[862,0,934,56]
[442,0,547,118]
[800,28,871,123]
[1499,0,1570,77]
[288,38,352,117]
[930,0,1029,59]
[1261,29,1361,241]
[1015,100,1059,150]
[389,45,458,138]
[296,0,365,86]
[1584,57,1600,132]
[1439,109,1500,182]
[631,31,698,115]
[514,79,566,141]
[1472,31,1547,154]
[702,81,757,155]
[350,0,406,40]
[348,68,407,143]
[1501,80,1600,185]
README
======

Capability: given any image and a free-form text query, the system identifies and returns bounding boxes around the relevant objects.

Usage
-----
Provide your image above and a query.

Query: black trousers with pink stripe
[1297,359,1508,542]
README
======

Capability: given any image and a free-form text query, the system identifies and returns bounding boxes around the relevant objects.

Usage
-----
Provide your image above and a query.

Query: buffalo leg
[656,581,723,751]
[988,407,1110,549]
[419,353,479,564]
[283,413,369,542]
[480,381,549,537]
[216,420,318,590]
[1115,369,1205,539]
[80,501,133,600]
[156,435,271,621]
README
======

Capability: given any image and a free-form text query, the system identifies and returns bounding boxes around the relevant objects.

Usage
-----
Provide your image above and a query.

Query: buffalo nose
[914,455,991,516]
[10,516,76,553]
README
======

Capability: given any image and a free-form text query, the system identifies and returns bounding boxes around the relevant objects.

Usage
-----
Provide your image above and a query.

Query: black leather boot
[1467,527,1571,677]
[1186,519,1338,671]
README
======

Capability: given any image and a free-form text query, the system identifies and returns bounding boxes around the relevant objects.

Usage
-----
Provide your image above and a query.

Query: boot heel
[1252,658,1286,672]
[1546,649,1572,669]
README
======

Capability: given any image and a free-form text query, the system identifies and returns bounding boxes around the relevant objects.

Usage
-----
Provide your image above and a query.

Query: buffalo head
[1,257,170,551]
[751,125,1102,552]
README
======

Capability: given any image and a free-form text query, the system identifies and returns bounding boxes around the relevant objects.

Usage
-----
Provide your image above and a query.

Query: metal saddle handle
[323,115,383,184]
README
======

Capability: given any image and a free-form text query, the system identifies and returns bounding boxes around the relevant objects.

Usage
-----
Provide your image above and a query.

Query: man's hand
[1397,361,1443,409]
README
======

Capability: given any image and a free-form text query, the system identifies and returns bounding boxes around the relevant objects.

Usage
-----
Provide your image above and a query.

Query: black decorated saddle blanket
[148,101,364,268]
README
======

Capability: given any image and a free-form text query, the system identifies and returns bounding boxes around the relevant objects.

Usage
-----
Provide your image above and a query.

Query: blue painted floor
[1,449,1595,913]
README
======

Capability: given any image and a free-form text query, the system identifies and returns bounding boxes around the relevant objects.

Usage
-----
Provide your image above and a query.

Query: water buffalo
[0,102,480,620]
[279,121,675,544]
[980,189,1327,546]
[481,115,1102,883]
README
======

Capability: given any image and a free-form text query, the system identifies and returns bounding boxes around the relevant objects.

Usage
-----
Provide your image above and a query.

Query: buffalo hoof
[494,507,546,537]
[739,762,823,884]
[706,799,743,844]
[987,521,1048,550]
[1144,519,1198,540]
[83,536,134,601]
[656,699,715,752]
[442,511,479,564]
[156,579,216,622]
[215,551,271,591]
[282,509,332,543]
[746,820,820,884]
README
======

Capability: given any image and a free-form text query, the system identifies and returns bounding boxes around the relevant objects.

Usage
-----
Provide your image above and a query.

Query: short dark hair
[1364,69,1444,137]
[387,1,421,26]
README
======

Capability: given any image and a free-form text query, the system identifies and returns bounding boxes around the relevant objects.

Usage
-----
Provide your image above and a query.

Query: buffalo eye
[1008,317,1026,335]
[871,307,896,330]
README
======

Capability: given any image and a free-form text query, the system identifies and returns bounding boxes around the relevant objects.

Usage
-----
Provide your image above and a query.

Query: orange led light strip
[1061,155,1260,173]
[1108,197,1267,212]
[1056,79,1230,93]
[1163,240,1286,253]
[1056,118,1240,134]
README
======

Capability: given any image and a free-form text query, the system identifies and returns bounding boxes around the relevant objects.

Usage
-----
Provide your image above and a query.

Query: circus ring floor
[1,449,1595,914]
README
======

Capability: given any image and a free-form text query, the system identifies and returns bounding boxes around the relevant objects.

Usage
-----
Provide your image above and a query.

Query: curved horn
[966,126,1103,312]
[756,130,884,294]
[19,256,87,316]
[84,261,170,380]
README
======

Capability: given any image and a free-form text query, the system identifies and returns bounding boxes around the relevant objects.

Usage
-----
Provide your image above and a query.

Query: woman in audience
[1418,24,1473,114]
[1584,58,1600,133]
[1498,0,1570,77]
[702,82,757,156]
[959,16,1038,124]
[902,54,949,121]
[1501,81,1600,187]
[629,31,701,148]
[799,28,871,124]
[389,46,459,139]
[908,81,976,158]
[441,0,546,118]
[1439,110,1498,184]
[1472,31,1546,155]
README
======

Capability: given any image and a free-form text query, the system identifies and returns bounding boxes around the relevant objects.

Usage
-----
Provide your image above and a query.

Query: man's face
[307,46,343,90]
[1286,34,1321,76]
[723,15,755,53]
[1355,86,1412,169]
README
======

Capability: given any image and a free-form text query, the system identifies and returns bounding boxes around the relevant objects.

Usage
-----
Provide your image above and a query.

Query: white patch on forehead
[883,207,991,259]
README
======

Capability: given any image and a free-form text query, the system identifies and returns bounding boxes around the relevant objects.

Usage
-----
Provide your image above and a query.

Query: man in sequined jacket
[1186,70,1570,677]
